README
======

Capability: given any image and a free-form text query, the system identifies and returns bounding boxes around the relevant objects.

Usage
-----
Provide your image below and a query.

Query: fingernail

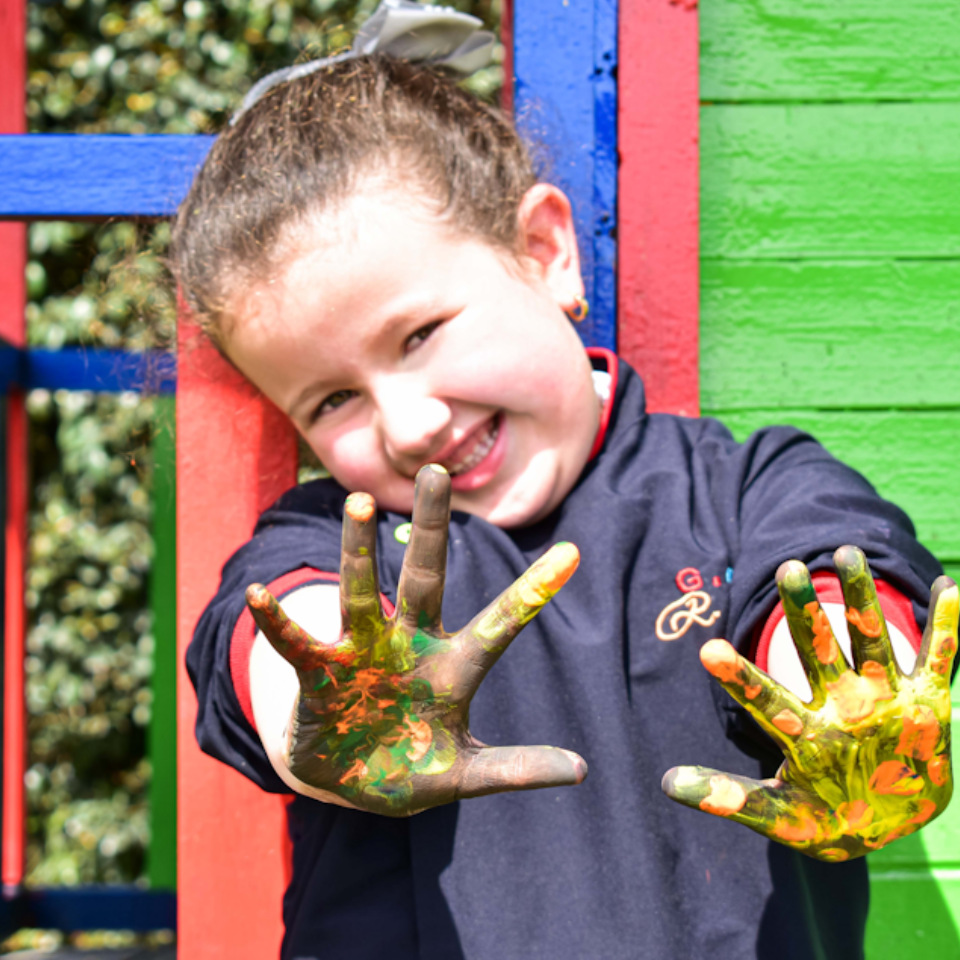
[345,492,375,522]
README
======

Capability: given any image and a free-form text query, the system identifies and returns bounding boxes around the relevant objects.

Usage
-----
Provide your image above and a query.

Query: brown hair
[170,55,537,347]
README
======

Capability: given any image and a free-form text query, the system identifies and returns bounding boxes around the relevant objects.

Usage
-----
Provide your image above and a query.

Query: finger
[834,545,897,684]
[246,583,339,673]
[915,575,959,686]
[699,639,812,754]
[451,542,579,700]
[777,560,851,703]
[456,744,588,800]
[395,464,451,636]
[340,492,384,643]
[661,766,848,857]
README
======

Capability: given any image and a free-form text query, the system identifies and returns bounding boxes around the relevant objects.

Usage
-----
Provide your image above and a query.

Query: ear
[515,184,584,310]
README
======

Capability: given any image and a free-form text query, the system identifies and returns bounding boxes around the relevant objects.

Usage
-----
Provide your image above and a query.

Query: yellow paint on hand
[699,775,747,816]
[837,799,874,832]
[930,584,960,675]
[516,543,580,607]
[818,848,850,862]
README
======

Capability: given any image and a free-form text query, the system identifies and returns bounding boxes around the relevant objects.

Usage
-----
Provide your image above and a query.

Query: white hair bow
[232,0,496,124]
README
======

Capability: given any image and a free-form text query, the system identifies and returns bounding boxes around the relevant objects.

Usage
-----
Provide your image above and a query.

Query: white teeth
[446,419,499,476]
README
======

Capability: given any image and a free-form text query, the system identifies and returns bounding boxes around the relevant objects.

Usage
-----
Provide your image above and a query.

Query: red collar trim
[586,346,618,461]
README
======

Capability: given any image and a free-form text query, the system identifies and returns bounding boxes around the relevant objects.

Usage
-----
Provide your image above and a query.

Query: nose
[374,378,452,465]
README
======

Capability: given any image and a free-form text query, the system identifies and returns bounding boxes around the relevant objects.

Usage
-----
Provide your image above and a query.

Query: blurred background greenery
[20,0,500,917]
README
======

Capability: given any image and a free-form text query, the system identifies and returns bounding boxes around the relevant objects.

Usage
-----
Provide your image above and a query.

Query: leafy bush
[23,0,501,892]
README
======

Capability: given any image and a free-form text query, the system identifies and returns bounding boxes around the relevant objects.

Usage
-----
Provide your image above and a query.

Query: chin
[469,473,560,529]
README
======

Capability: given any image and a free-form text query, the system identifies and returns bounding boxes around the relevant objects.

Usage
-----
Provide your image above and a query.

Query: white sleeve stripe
[767,601,917,703]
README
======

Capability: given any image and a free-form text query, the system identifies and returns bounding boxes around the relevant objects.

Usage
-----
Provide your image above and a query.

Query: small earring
[565,295,589,323]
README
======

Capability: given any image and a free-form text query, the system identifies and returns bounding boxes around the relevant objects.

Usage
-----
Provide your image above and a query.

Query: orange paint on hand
[698,774,748,816]
[403,717,433,763]
[345,492,375,522]
[535,542,581,595]
[517,543,580,607]
[837,799,874,832]
[870,822,919,849]
[339,758,369,784]
[826,661,893,723]
[805,601,840,664]
[930,629,958,676]
[744,683,762,700]
[896,705,941,761]
[771,709,803,737]
[908,798,938,827]
[818,848,850,863]
[927,753,950,787]
[772,809,819,844]
[700,640,744,685]
[846,606,882,638]
[869,760,924,796]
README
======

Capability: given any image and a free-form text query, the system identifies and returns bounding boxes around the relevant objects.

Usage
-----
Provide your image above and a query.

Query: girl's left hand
[662,546,959,861]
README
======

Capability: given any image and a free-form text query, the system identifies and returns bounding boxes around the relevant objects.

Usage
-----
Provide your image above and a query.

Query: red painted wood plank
[618,0,700,416]
[176,316,298,958]
[0,0,27,891]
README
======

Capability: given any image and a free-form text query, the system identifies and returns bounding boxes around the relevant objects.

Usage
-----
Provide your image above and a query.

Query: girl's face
[222,184,600,528]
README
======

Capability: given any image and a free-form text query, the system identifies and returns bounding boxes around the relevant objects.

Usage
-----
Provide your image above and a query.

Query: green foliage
[23,0,501,894]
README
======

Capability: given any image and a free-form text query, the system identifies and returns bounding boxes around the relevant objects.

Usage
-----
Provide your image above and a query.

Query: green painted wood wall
[699,1,960,954]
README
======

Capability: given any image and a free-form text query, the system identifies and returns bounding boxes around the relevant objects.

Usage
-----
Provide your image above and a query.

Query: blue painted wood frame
[0,346,175,394]
[512,0,618,352]
[0,135,214,219]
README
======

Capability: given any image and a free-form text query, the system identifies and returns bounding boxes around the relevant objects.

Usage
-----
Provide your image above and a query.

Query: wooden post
[0,0,28,894]
[176,319,298,958]
[618,0,700,416]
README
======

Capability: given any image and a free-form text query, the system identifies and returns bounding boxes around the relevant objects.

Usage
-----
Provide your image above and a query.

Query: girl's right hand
[245,464,587,817]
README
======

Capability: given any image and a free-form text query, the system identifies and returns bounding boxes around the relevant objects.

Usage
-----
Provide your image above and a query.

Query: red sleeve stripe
[229,568,339,730]
[230,567,398,730]
[752,572,922,673]
[585,346,619,461]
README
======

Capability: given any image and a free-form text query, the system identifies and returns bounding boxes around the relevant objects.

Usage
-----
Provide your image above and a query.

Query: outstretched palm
[663,546,958,861]
[246,463,587,816]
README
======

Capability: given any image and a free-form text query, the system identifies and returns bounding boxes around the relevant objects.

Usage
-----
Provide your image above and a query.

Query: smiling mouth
[440,415,501,477]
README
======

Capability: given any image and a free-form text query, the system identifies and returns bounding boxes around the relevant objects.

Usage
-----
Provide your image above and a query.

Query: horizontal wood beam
[0,135,214,218]
[0,346,176,393]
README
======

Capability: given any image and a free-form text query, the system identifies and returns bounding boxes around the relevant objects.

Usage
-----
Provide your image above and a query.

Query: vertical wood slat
[512,0,618,352]
[176,321,298,959]
[147,395,177,891]
[0,0,27,893]
[618,0,699,416]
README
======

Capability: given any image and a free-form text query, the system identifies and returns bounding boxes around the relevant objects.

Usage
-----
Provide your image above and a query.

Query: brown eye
[314,389,357,421]
[404,320,442,353]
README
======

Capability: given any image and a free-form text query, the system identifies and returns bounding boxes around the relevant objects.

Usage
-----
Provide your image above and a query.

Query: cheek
[309,424,385,489]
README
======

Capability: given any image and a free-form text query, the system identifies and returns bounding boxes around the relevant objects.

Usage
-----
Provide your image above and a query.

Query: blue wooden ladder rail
[0,0,618,945]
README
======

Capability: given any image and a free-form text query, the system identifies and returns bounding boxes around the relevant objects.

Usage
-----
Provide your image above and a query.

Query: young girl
[173,53,957,960]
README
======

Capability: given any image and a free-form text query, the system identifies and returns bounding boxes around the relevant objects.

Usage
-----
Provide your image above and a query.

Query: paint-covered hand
[662,546,958,861]
[245,464,587,817]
